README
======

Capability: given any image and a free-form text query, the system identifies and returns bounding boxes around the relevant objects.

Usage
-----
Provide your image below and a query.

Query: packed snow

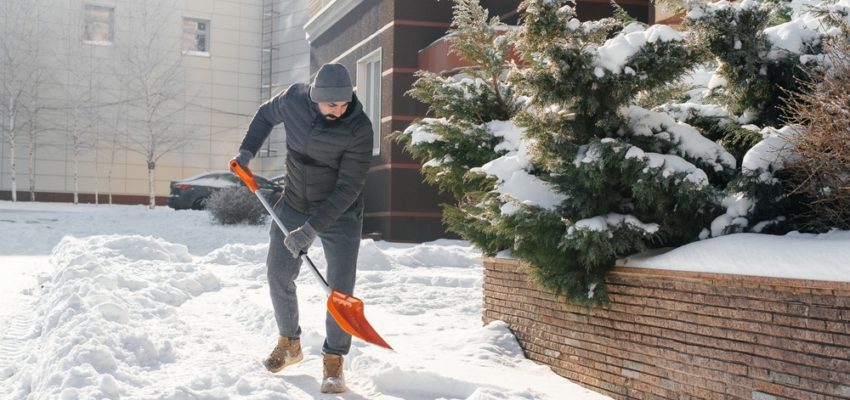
[0,201,609,400]
[621,229,850,281]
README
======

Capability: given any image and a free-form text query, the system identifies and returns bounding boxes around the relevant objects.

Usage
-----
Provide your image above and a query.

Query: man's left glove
[284,222,318,258]
[232,149,253,169]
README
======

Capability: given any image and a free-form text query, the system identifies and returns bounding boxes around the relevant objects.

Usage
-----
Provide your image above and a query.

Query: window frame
[182,17,211,56]
[83,4,114,45]
[356,48,382,156]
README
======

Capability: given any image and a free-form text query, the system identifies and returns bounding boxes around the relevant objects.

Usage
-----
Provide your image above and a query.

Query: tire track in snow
[0,304,36,378]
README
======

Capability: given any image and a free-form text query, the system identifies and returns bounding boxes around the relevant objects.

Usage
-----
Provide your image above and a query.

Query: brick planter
[482,257,850,400]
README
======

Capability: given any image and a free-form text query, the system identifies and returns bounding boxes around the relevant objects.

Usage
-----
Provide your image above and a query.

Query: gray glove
[233,149,253,168]
[284,222,318,258]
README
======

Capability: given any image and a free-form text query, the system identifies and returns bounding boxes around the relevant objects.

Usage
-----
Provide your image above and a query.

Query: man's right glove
[284,222,318,258]
[233,149,253,168]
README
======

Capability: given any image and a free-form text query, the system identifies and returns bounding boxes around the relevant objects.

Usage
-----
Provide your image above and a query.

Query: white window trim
[304,0,365,42]
[83,40,113,47]
[182,50,210,57]
[356,47,382,156]
[182,17,211,56]
[83,4,114,44]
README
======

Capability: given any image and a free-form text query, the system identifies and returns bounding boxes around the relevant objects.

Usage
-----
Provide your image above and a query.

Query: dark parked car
[269,174,286,187]
[167,171,281,210]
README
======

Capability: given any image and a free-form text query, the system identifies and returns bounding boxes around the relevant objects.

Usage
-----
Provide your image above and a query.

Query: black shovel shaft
[303,254,329,288]
[252,189,333,296]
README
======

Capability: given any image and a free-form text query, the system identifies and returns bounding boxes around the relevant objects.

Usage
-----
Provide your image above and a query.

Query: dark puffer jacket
[239,83,373,233]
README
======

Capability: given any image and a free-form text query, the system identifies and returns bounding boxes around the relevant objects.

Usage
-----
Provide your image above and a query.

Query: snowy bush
[494,0,735,304]
[402,0,732,305]
[782,30,850,231]
[205,186,268,225]
[682,0,850,235]
[402,0,850,305]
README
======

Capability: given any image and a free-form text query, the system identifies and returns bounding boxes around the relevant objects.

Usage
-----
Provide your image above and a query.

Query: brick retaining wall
[482,257,850,400]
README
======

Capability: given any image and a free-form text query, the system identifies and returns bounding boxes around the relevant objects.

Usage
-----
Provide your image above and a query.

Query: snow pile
[379,239,482,269]
[7,235,219,400]
[621,230,850,281]
[355,239,394,271]
[477,120,567,215]
[199,243,268,266]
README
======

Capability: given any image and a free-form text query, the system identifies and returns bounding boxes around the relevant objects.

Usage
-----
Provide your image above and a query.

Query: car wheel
[191,197,207,210]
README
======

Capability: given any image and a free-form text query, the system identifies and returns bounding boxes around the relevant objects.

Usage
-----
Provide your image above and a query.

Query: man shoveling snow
[232,63,373,394]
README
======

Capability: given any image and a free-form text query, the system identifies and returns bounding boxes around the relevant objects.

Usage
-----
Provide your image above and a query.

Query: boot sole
[320,384,348,394]
[265,352,304,373]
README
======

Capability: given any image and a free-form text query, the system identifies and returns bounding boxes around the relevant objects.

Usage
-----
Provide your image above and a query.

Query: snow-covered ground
[3,201,847,399]
[0,201,610,400]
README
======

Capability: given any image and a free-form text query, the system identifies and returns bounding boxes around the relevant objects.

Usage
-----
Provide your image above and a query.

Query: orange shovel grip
[229,160,260,192]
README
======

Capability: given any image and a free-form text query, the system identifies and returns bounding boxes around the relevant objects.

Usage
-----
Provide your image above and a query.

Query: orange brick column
[482,257,850,400]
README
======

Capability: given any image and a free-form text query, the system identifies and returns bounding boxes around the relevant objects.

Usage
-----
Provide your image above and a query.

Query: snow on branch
[475,120,566,215]
[621,105,737,172]
[591,23,683,76]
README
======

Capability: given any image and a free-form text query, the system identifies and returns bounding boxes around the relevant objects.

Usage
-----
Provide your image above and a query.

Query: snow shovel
[230,160,393,350]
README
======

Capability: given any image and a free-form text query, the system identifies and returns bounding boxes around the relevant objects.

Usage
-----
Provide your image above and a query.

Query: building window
[357,48,382,156]
[84,5,114,44]
[183,18,210,54]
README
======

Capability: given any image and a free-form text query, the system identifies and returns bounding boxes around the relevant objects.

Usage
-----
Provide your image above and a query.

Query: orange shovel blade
[327,289,393,350]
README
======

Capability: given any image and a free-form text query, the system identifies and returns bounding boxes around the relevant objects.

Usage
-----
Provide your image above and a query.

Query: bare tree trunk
[148,161,156,209]
[108,136,116,205]
[117,0,192,210]
[28,119,36,201]
[94,133,99,205]
[8,99,17,202]
[73,148,79,205]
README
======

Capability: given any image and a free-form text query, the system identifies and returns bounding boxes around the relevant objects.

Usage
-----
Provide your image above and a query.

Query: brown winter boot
[320,353,348,394]
[263,337,303,373]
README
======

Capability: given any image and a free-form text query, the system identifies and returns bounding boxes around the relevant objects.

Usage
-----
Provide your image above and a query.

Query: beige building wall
[0,0,265,201]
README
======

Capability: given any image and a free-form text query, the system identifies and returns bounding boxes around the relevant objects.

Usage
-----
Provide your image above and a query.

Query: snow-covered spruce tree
[489,0,736,304]
[678,0,850,235]
[396,0,520,253]
[681,0,808,161]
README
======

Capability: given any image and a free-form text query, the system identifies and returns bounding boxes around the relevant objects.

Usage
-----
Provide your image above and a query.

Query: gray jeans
[266,198,363,355]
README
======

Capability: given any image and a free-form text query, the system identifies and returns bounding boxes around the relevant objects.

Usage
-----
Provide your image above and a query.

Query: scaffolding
[259,0,279,157]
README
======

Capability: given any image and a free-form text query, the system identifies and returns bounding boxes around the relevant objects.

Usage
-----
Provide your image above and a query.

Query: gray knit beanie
[310,63,353,103]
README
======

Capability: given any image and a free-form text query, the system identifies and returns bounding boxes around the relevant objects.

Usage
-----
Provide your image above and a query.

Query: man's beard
[323,114,339,121]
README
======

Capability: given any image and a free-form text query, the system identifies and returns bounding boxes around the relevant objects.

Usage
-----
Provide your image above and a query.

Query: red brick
[483,260,850,400]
